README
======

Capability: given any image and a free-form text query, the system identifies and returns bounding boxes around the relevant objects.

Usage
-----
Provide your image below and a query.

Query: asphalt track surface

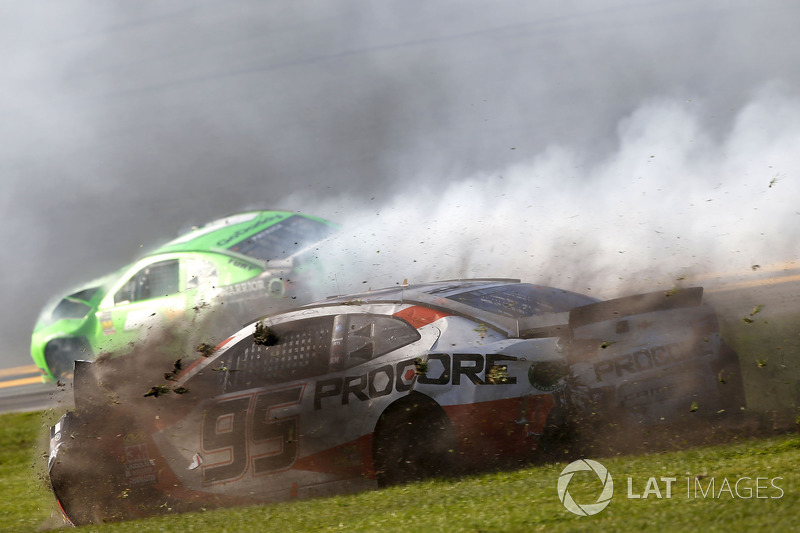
[2,262,798,414]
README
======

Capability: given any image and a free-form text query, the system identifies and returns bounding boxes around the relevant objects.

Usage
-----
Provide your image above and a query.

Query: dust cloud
[304,85,800,300]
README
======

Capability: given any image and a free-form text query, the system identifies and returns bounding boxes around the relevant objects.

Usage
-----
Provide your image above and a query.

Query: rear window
[229,215,335,262]
[447,284,596,318]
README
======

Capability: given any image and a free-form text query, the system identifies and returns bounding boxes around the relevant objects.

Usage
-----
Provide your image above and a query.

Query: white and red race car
[48,279,744,525]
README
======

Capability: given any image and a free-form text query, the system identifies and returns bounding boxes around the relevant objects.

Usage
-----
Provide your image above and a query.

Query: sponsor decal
[313,354,519,410]
[593,341,713,381]
[267,277,286,297]
[122,433,158,487]
[527,360,569,391]
[227,258,260,271]
[416,353,518,386]
[222,279,266,296]
[100,312,115,335]
[314,359,417,410]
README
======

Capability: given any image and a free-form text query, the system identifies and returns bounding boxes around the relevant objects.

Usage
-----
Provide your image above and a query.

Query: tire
[372,394,457,487]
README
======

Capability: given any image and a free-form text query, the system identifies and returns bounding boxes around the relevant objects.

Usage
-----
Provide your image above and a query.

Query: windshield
[68,287,99,302]
[51,299,92,321]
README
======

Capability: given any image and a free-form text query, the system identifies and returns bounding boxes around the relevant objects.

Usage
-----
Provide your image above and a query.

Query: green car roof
[153,211,337,262]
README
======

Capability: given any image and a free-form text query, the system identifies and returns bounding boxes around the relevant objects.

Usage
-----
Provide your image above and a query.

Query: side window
[114,260,180,304]
[220,316,335,392]
[331,314,421,370]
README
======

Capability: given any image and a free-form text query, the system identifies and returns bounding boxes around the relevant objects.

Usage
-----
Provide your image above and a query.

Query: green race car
[31,210,338,382]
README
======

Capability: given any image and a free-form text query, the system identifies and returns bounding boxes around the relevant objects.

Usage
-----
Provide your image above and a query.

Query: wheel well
[373,392,445,439]
[44,337,93,378]
[372,392,455,486]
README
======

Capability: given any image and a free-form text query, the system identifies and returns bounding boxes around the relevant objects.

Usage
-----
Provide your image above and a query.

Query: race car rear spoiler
[563,287,717,365]
[568,287,703,330]
[517,287,706,341]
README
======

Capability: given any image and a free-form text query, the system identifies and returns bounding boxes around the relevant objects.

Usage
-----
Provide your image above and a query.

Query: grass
[88,437,800,533]
[0,314,797,532]
[0,411,60,532]
[1,408,799,532]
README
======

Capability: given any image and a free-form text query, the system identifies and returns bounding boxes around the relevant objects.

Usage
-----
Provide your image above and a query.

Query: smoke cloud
[2,1,800,366]
[306,84,800,299]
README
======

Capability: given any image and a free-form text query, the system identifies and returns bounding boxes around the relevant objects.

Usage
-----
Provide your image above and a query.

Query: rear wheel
[373,395,457,487]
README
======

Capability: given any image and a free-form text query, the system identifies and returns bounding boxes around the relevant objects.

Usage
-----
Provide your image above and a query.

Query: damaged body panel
[47,279,745,525]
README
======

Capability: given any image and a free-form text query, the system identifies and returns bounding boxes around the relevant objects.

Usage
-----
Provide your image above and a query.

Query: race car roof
[152,210,338,262]
[317,279,598,338]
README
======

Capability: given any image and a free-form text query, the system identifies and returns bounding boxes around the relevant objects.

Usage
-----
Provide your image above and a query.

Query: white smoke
[296,83,800,299]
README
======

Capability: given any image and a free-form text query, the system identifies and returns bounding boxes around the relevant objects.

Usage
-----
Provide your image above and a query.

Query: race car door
[96,258,186,352]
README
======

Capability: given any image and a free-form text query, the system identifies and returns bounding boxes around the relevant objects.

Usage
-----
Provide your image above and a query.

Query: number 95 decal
[201,384,305,485]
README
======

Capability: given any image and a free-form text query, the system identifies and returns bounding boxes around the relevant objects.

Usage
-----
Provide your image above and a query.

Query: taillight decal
[393,306,451,329]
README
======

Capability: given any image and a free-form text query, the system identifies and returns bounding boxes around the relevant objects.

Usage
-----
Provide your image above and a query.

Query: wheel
[372,395,457,487]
